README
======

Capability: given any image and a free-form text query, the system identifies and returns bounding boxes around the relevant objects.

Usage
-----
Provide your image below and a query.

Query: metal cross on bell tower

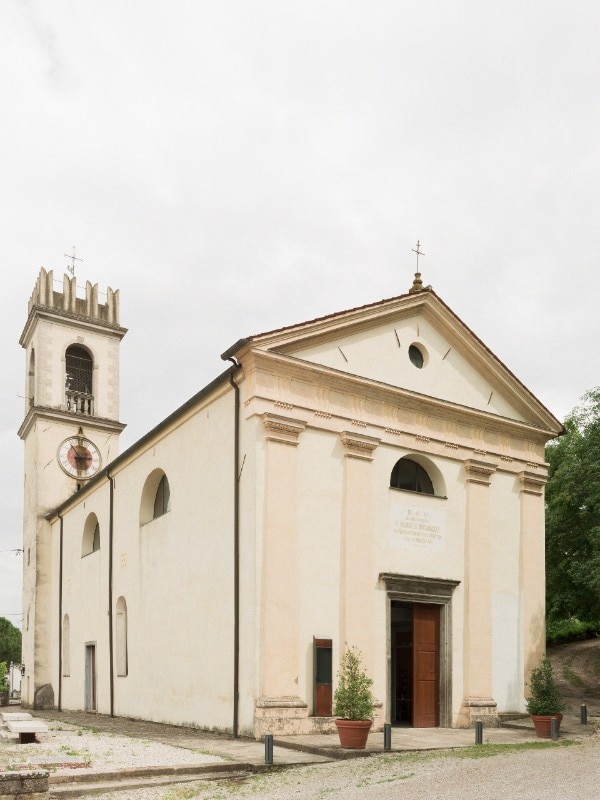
[409,240,425,293]
[64,246,83,278]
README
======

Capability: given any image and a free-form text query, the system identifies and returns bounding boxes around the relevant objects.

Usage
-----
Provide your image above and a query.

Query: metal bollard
[383,723,392,751]
[264,734,273,764]
[475,720,483,745]
[581,704,588,725]
[550,717,558,740]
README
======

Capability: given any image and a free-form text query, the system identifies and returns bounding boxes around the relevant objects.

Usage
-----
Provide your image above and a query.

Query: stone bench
[6,719,49,743]
[1,712,32,722]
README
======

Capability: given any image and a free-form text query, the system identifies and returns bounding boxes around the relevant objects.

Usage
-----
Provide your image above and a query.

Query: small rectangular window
[314,638,333,716]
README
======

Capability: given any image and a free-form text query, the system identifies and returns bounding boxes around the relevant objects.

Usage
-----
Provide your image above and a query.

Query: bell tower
[18,267,127,708]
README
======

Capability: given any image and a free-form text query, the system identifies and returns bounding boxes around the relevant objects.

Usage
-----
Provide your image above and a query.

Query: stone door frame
[380,573,460,728]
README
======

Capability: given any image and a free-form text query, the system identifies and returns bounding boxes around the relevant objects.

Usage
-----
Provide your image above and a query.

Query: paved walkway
[25,707,598,763]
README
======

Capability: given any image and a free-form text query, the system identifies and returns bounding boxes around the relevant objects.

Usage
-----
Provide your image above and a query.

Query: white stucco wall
[51,381,237,731]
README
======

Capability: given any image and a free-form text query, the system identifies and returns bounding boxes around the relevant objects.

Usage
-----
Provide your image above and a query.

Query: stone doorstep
[49,770,251,799]
[8,762,89,771]
[273,737,370,761]
[48,760,244,785]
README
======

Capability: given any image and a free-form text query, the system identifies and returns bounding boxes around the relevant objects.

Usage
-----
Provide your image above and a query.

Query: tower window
[65,345,94,415]
[28,349,35,407]
[391,458,435,495]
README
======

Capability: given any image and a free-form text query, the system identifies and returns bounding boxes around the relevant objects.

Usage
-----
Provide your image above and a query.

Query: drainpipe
[227,364,240,738]
[57,512,64,711]
[108,471,115,717]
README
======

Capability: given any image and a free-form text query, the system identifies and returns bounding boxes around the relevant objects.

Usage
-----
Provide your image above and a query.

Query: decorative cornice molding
[274,401,294,410]
[18,405,126,440]
[246,349,561,443]
[262,413,306,445]
[464,459,497,486]
[518,470,547,496]
[340,431,381,461]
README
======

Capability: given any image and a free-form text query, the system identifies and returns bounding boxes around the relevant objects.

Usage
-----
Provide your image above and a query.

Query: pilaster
[459,459,498,726]
[257,414,308,732]
[339,431,381,687]
[518,469,547,696]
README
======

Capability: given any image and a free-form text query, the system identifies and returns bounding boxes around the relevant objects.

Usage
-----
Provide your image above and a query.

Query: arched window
[390,457,435,495]
[139,469,172,525]
[153,475,171,519]
[82,513,100,556]
[65,345,94,414]
[116,597,128,677]
[28,349,35,406]
[62,615,70,677]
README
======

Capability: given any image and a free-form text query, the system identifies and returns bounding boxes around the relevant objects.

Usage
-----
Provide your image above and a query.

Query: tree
[545,387,600,622]
[0,617,22,664]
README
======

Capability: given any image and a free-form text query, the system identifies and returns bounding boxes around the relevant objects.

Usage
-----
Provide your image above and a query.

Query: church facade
[19,267,562,736]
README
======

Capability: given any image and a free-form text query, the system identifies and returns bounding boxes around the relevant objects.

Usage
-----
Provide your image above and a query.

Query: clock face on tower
[57,435,102,480]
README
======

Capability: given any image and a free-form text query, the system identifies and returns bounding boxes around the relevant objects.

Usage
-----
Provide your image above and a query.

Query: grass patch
[374,739,578,768]
[441,740,577,760]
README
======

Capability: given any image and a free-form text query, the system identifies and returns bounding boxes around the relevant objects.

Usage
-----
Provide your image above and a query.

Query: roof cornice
[19,305,127,348]
[18,406,127,440]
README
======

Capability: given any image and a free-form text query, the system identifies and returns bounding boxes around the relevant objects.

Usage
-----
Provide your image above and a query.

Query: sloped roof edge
[222,287,563,434]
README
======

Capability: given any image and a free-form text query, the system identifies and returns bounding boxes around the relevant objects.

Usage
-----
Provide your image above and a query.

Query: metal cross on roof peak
[64,246,83,278]
[412,240,425,270]
[409,240,426,293]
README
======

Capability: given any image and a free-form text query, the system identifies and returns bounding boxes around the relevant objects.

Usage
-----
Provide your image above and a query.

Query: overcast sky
[1,1,598,628]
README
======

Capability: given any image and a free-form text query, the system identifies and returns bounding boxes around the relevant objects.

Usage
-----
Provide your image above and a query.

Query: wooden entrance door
[412,605,439,727]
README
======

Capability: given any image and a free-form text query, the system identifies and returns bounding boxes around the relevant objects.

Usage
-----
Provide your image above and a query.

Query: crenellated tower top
[26,266,121,326]
[18,266,127,436]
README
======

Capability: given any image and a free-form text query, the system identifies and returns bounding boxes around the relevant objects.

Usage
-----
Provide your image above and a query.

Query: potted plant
[526,657,565,738]
[0,662,9,707]
[333,646,374,749]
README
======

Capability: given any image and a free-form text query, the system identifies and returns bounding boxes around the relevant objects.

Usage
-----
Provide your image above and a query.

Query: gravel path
[90,735,600,800]
[0,719,223,775]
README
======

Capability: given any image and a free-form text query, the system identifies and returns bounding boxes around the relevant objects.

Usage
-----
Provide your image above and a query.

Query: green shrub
[0,661,8,693]
[333,646,374,721]
[546,617,600,646]
[526,658,565,716]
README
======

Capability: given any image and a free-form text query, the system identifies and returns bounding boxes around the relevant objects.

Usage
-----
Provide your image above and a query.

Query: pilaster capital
[464,459,497,486]
[518,470,547,496]
[340,431,381,461]
[262,413,306,446]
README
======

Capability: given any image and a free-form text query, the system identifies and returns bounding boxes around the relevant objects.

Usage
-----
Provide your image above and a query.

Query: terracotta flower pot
[335,718,372,749]
[531,714,563,738]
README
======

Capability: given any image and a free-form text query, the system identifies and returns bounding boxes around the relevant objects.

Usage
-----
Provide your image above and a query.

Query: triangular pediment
[230,290,561,433]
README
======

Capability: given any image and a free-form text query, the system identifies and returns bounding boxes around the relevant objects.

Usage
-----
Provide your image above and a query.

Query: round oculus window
[409,344,425,369]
